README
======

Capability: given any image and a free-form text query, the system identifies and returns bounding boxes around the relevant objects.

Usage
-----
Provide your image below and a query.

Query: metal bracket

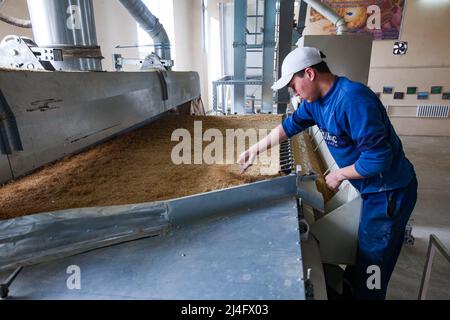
[232,41,248,48]
[0,89,23,155]
[156,70,168,101]
[30,47,57,62]
[1,266,23,299]
[0,35,46,70]
[297,171,325,213]
[113,53,173,71]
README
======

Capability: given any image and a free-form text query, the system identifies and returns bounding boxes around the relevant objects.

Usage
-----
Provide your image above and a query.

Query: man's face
[288,68,319,103]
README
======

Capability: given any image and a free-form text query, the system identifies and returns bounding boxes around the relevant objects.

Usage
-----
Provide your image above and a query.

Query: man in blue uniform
[238,47,418,300]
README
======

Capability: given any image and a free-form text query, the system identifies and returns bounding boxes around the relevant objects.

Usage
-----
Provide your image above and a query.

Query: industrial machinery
[0,0,409,300]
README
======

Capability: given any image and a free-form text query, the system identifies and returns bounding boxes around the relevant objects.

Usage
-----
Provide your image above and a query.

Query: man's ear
[305,67,316,81]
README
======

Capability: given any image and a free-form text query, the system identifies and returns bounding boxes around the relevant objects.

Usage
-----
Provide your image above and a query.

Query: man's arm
[238,124,288,173]
[326,100,393,190]
[325,164,365,190]
[238,101,316,174]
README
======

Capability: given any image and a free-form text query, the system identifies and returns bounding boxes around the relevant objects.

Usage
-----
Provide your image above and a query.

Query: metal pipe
[0,5,32,28]
[302,0,348,35]
[0,13,31,28]
[117,0,171,64]
[26,0,102,71]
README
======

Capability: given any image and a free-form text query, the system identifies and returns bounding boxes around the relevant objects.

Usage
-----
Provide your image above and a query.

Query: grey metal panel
[165,71,201,109]
[0,195,304,300]
[0,202,170,271]
[169,174,297,224]
[0,175,305,299]
[0,70,200,184]
[301,34,373,85]
[233,0,247,114]
[297,174,325,213]
[301,236,328,300]
[0,155,12,182]
[261,0,277,113]
[310,196,362,265]
[0,175,296,271]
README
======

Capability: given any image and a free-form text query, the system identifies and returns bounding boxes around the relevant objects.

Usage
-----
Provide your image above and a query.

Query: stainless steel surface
[303,0,348,35]
[0,266,23,299]
[0,175,297,271]
[117,0,172,68]
[168,174,297,224]
[0,175,305,300]
[0,202,170,272]
[310,195,362,265]
[26,0,101,71]
[0,69,200,185]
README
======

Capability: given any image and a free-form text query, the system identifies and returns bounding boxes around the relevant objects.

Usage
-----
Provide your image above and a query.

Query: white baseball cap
[271,47,324,91]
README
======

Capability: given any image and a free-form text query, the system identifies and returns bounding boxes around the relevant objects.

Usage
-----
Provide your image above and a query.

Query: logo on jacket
[320,128,350,148]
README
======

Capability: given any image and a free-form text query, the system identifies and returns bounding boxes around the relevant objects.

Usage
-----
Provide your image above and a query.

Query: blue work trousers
[344,175,418,300]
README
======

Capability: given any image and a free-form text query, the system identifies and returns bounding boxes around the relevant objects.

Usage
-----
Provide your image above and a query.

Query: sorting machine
[0,0,384,300]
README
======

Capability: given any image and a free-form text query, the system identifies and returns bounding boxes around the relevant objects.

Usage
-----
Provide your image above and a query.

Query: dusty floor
[0,115,288,219]
[387,135,450,300]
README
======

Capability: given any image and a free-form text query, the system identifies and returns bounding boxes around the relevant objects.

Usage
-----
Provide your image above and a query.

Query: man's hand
[325,169,344,191]
[325,164,366,190]
[238,150,257,174]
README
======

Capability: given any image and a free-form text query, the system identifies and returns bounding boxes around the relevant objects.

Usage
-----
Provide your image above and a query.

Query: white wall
[93,0,141,71]
[172,0,209,106]
[303,0,450,136]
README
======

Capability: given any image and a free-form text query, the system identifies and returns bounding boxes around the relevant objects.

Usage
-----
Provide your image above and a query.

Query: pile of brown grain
[0,115,283,219]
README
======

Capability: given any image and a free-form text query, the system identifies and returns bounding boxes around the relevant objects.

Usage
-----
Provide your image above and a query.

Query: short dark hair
[295,51,331,78]
[295,61,331,78]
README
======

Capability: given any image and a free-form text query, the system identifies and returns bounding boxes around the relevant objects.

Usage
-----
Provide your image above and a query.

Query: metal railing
[212,75,263,114]
[418,234,450,300]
